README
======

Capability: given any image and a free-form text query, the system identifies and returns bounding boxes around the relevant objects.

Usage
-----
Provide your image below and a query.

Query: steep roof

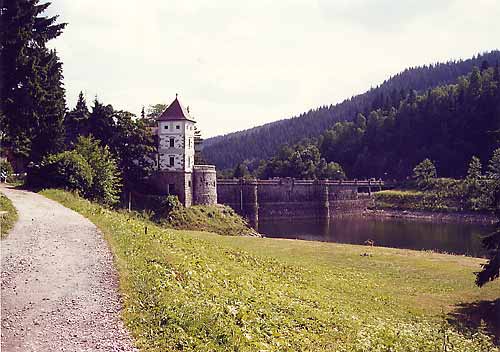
[157,96,195,122]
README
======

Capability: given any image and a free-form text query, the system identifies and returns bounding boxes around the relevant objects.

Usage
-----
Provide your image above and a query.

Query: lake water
[258,216,495,257]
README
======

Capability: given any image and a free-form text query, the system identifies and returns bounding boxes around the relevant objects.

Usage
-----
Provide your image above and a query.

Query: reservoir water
[258,216,495,257]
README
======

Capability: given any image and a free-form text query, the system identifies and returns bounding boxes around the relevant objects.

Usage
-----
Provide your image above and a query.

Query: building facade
[149,95,217,207]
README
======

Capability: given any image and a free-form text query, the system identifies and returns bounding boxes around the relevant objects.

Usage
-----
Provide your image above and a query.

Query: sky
[46,0,500,138]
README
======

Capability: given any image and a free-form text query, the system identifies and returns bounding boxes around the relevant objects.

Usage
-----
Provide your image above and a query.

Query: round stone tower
[193,165,217,205]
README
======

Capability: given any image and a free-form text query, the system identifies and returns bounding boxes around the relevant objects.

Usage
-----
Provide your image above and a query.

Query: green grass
[374,189,460,212]
[0,191,18,237]
[164,204,257,237]
[42,189,500,351]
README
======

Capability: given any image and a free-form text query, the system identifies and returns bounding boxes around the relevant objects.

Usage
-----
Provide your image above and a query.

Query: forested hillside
[257,65,500,180]
[203,51,500,170]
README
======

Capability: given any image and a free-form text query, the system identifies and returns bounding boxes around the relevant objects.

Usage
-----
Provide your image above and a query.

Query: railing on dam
[218,178,384,187]
[217,178,384,227]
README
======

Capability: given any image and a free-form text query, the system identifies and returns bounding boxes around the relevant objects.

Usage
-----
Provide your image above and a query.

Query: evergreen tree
[487,148,500,179]
[466,156,485,210]
[1,0,67,164]
[87,98,115,143]
[466,156,482,181]
[65,91,90,145]
[480,59,490,71]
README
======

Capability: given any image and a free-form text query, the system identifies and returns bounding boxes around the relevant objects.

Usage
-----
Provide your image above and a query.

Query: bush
[162,195,182,213]
[74,136,122,205]
[38,151,93,194]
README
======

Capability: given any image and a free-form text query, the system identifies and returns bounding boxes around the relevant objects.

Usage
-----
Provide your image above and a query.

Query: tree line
[203,51,500,170]
[225,65,500,182]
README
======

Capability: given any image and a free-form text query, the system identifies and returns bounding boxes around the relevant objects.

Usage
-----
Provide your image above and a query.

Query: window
[188,156,191,166]
[169,156,175,166]
[168,183,175,194]
[188,138,192,148]
[164,125,168,130]
[169,138,175,147]
[188,181,192,187]
[176,125,180,129]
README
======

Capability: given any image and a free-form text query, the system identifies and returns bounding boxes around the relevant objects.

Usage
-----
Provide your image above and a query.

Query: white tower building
[157,95,196,172]
[150,95,217,207]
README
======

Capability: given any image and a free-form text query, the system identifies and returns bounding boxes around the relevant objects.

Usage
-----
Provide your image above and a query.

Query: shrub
[74,136,122,205]
[39,151,93,194]
[162,195,182,213]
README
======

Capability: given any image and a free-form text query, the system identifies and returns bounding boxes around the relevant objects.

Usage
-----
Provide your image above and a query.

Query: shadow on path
[447,299,500,345]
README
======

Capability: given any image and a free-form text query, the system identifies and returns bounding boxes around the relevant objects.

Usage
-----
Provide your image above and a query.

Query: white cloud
[46,0,500,137]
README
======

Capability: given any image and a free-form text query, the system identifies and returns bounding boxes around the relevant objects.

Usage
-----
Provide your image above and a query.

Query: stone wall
[217,179,380,223]
[148,171,193,207]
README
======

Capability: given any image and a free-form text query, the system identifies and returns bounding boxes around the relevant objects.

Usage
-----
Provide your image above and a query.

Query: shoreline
[364,208,497,225]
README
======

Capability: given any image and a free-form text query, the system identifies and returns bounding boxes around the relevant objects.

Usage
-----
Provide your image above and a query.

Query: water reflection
[259,216,494,257]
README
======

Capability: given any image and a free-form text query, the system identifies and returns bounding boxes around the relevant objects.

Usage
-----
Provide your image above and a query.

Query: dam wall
[217,178,382,226]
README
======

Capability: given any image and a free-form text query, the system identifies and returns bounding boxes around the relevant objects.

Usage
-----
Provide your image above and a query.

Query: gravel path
[1,186,137,351]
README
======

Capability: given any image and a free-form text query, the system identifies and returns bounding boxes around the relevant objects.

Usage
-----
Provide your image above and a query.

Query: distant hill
[203,50,500,170]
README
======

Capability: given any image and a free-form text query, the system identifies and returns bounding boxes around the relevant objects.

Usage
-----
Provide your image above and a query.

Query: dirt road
[1,186,137,351]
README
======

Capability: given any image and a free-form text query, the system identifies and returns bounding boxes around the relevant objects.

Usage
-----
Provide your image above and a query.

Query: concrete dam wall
[217,179,382,226]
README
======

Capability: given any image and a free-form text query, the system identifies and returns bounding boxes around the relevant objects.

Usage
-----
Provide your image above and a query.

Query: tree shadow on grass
[447,299,500,345]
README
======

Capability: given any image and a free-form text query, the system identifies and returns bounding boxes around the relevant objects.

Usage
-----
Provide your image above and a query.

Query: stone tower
[149,95,217,207]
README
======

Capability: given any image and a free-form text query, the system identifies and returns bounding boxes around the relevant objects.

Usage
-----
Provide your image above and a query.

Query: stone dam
[217,179,383,227]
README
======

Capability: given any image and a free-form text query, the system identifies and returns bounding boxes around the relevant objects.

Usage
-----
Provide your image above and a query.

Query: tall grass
[42,189,500,351]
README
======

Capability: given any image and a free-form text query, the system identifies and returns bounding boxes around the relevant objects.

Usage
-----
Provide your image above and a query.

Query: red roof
[157,96,195,122]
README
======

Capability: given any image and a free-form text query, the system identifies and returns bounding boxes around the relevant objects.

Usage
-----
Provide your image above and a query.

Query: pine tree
[494,61,500,82]
[65,91,90,146]
[466,156,482,181]
[480,59,490,71]
[88,98,116,143]
[487,148,500,179]
[1,0,67,164]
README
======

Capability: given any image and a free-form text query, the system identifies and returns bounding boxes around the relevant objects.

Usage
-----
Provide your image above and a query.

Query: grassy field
[0,191,18,237]
[42,189,500,351]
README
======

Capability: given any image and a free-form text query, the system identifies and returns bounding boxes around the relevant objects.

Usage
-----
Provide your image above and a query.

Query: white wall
[158,120,195,172]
